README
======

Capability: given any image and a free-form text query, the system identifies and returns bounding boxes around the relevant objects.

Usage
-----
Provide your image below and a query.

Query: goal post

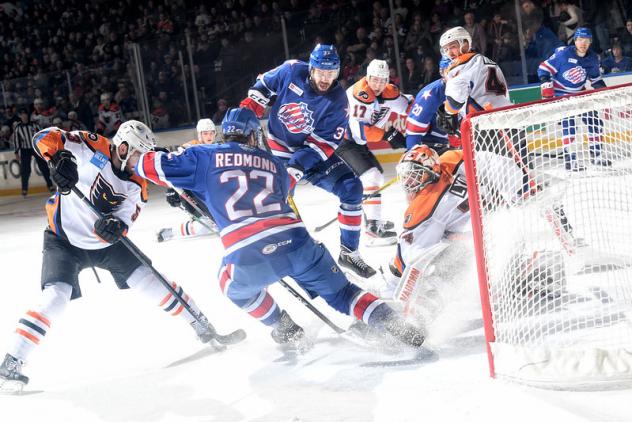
[461,83,632,390]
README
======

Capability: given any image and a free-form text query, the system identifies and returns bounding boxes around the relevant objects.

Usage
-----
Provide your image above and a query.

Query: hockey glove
[385,129,406,149]
[50,150,79,195]
[448,134,462,149]
[165,188,181,208]
[436,104,461,136]
[286,165,304,191]
[540,81,554,99]
[94,214,128,244]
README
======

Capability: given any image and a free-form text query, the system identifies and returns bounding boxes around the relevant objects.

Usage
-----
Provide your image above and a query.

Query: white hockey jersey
[444,52,511,117]
[346,77,412,145]
[96,102,125,137]
[33,128,148,250]
[393,149,525,274]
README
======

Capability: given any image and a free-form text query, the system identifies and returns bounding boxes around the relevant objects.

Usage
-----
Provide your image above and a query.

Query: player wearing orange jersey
[0,122,225,393]
[337,60,412,246]
[156,118,221,243]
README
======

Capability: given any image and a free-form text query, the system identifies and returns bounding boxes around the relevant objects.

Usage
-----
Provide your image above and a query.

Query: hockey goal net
[461,83,632,389]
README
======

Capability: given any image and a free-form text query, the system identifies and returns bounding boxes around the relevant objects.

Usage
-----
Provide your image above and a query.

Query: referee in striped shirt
[12,108,54,197]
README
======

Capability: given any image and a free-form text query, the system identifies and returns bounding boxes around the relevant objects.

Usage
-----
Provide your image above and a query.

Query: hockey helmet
[439,26,472,56]
[113,120,157,170]
[367,59,390,80]
[309,44,340,72]
[396,144,441,193]
[196,118,216,135]
[573,27,593,40]
[221,107,263,147]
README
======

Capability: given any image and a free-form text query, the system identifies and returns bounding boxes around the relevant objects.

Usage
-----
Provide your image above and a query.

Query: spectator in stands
[488,12,513,63]
[11,108,54,197]
[150,98,170,129]
[0,126,11,151]
[420,56,440,88]
[347,27,370,58]
[212,99,229,123]
[601,43,632,74]
[69,93,94,131]
[67,111,88,131]
[464,10,487,55]
[31,98,56,129]
[3,105,20,129]
[525,21,564,80]
[557,0,583,44]
[95,92,124,138]
[521,0,544,28]
[402,58,423,94]
[618,19,632,58]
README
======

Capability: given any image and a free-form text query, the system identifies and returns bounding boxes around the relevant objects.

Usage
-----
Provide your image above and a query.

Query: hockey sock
[321,283,385,322]
[338,203,362,250]
[172,220,214,239]
[360,167,384,222]
[8,283,72,362]
[126,266,202,324]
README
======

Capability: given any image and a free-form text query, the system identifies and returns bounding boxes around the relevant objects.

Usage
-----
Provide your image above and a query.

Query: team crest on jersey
[278,102,314,134]
[562,66,587,84]
[90,173,127,214]
[358,91,370,100]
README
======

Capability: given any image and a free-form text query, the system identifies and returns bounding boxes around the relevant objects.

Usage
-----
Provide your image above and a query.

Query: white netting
[464,85,632,389]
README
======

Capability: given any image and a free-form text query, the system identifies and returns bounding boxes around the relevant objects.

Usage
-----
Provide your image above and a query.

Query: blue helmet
[309,44,340,71]
[221,107,262,144]
[574,27,592,40]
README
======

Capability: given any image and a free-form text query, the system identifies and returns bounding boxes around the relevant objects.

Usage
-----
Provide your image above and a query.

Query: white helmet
[113,120,157,170]
[196,118,216,134]
[396,144,441,193]
[367,59,389,80]
[439,26,472,56]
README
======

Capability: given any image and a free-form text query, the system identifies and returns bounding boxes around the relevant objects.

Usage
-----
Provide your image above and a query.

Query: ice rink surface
[0,163,630,422]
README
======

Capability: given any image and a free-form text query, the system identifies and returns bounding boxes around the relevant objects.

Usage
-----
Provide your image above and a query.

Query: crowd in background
[1,0,632,152]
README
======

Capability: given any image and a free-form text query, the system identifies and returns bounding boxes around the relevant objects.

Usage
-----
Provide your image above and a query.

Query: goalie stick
[314,176,398,233]
[70,186,246,346]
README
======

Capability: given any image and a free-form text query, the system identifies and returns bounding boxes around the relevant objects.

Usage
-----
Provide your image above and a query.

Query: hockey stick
[278,278,346,334]
[70,186,246,345]
[173,188,218,234]
[314,176,398,233]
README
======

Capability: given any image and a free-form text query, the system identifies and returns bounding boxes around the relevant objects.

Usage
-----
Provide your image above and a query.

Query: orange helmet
[396,145,441,193]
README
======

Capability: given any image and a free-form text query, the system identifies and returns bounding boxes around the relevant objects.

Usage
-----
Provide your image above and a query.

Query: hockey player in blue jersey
[239,44,376,279]
[538,27,610,170]
[405,57,452,152]
[134,107,425,349]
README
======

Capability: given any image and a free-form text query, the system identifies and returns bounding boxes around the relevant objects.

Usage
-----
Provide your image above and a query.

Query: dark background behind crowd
[1,0,632,152]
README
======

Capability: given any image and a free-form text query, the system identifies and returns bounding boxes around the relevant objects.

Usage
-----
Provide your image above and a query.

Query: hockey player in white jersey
[0,122,233,393]
[436,26,511,136]
[156,118,220,243]
[337,59,412,246]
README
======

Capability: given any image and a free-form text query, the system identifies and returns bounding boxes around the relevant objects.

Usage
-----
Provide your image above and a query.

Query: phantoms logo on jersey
[562,66,587,84]
[90,173,127,214]
[278,102,314,134]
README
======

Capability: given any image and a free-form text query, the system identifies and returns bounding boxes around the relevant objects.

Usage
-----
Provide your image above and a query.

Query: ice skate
[271,310,311,352]
[0,354,29,394]
[382,315,425,349]
[364,220,397,247]
[338,245,377,278]
[156,228,173,243]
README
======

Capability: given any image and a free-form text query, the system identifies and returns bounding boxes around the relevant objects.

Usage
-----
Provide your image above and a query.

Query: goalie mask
[396,145,441,193]
[113,120,157,171]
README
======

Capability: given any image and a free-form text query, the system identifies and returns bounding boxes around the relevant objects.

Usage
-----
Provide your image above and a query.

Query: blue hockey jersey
[538,45,604,95]
[255,60,348,171]
[135,142,309,264]
[405,79,448,150]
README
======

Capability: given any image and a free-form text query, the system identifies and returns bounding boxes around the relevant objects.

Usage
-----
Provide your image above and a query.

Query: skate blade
[0,379,26,395]
[364,237,398,248]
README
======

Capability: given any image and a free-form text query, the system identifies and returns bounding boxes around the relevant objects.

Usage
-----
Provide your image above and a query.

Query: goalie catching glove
[50,150,79,194]
[94,214,128,244]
